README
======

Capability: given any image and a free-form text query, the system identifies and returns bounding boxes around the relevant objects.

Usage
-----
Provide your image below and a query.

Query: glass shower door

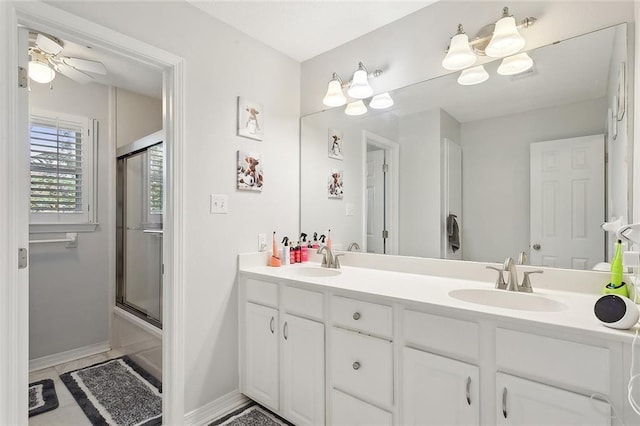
[117,141,163,327]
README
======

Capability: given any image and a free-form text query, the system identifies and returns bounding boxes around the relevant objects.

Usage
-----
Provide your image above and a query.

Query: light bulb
[348,64,373,99]
[486,13,525,58]
[442,30,476,71]
[497,52,533,75]
[369,92,394,109]
[345,100,367,116]
[29,59,55,84]
[322,77,346,107]
[457,65,489,86]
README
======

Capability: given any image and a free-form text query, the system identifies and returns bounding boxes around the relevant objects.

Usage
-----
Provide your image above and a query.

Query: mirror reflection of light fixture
[485,7,526,58]
[369,92,394,109]
[497,52,534,75]
[345,100,368,116]
[28,53,56,84]
[322,73,347,107]
[348,62,374,99]
[442,24,476,71]
[458,65,489,85]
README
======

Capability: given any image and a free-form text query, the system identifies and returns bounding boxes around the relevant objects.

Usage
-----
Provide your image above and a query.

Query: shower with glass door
[116,131,164,328]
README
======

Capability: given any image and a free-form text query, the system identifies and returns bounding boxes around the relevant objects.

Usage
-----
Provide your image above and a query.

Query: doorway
[1,3,185,424]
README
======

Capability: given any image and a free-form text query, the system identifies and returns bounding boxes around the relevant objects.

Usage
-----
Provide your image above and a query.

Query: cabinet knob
[352,361,361,370]
[352,312,361,320]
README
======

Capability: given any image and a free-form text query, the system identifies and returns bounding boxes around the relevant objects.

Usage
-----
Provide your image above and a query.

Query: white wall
[460,98,607,263]
[28,76,111,359]
[301,1,634,115]
[115,87,162,148]
[47,0,301,413]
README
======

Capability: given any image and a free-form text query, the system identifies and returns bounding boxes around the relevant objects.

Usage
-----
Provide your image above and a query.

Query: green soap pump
[603,239,628,297]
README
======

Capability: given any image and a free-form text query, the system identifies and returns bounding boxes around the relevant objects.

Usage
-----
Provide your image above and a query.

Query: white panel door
[530,135,604,269]
[496,373,610,425]
[282,314,325,426]
[402,347,479,426]
[244,302,279,411]
[366,149,385,253]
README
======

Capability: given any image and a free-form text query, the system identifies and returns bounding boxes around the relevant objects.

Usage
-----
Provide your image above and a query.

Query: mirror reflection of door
[530,135,604,269]
[366,147,386,253]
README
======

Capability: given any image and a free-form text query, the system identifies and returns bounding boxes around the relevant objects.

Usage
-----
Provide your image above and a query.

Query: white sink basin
[289,267,342,278]
[448,288,568,312]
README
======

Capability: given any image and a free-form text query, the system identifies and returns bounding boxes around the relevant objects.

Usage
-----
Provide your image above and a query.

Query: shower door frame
[116,132,165,329]
[1,2,186,424]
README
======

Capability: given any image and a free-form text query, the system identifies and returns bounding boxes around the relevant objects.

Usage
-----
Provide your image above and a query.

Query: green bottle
[603,239,628,296]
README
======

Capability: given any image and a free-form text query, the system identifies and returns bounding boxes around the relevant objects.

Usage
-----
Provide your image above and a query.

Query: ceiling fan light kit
[27,31,108,86]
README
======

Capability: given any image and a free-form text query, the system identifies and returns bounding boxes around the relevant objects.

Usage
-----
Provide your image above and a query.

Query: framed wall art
[328,128,343,160]
[328,169,343,199]
[237,151,263,191]
[237,97,263,141]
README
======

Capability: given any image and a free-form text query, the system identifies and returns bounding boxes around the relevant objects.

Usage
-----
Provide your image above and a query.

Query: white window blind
[148,143,163,215]
[29,111,95,225]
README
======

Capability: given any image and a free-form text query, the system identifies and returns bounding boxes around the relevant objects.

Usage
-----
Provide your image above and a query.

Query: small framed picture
[328,128,343,160]
[237,151,263,191]
[328,169,343,199]
[237,97,263,141]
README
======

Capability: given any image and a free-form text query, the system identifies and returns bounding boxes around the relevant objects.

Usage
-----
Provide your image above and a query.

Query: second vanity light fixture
[323,62,390,115]
[442,6,537,85]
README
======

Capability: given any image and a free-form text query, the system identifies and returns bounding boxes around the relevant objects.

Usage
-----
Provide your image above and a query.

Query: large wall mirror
[300,23,632,270]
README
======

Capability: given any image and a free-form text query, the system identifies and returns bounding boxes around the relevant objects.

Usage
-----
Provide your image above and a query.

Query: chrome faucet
[317,245,344,269]
[503,257,519,291]
[347,242,361,252]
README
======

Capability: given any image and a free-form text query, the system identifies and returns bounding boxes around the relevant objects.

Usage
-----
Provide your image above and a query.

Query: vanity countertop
[239,261,640,344]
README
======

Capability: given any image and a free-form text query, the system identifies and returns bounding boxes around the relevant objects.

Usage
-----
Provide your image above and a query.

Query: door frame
[0,2,185,424]
[361,131,399,255]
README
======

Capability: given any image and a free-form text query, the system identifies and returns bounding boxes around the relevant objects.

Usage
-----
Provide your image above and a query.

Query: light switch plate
[258,233,267,252]
[210,194,228,214]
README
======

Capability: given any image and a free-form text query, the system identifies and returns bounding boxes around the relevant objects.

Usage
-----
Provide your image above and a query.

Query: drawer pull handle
[352,361,361,370]
[283,321,288,340]
[353,312,361,320]
[466,376,471,405]
[269,316,274,334]
[502,387,508,419]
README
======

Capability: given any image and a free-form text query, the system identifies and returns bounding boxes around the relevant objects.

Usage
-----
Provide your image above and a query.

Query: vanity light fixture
[369,92,394,109]
[497,52,534,75]
[345,100,368,116]
[458,65,489,86]
[442,24,476,71]
[322,73,347,107]
[28,52,56,84]
[348,62,375,99]
[485,7,526,58]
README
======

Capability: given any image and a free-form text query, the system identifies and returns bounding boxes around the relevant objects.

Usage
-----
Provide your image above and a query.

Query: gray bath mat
[29,378,59,417]
[60,356,162,426]
[210,404,292,426]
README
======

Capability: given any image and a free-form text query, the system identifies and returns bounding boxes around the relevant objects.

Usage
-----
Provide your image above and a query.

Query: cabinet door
[332,389,392,426]
[244,302,279,411]
[282,314,325,426]
[496,373,611,425]
[402,347,479,426]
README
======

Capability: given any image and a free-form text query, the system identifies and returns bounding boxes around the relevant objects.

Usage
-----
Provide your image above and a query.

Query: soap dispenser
[300,233,309,262]
[281,236,290,266]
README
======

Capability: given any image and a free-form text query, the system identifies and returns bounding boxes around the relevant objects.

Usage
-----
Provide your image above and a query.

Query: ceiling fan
[28,31,107,85]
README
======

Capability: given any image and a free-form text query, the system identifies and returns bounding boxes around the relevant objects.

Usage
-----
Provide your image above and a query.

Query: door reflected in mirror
[300,23,631,270]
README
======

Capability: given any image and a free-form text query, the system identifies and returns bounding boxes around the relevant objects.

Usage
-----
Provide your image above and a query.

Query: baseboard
[184,390,250,426]
[29,341,110,372]
[113,306,163,339]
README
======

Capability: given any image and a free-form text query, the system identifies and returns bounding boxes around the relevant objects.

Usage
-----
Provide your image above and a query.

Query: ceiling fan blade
[35,33,63,55]
[54,63,94,84]
[62,57,107,75]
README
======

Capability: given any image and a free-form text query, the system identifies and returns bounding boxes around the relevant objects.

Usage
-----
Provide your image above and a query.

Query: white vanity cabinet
[240,278,325,426]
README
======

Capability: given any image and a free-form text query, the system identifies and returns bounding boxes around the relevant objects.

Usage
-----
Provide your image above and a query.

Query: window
[29,110,97,227]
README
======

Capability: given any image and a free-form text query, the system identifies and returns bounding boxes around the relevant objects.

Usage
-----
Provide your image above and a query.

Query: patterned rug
[60,356,162,426]
[210,404,292,426]
[29,378,59,417]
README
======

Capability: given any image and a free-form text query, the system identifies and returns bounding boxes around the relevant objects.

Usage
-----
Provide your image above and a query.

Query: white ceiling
[187,0,437,62]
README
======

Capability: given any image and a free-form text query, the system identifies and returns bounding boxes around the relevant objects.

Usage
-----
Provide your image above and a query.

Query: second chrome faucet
[486,255,543,293]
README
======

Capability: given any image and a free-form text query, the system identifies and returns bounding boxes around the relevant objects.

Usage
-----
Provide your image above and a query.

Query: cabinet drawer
[282,286,323,320]
[331,389,392,426]
[496,328,610,394]
[245,278,278,307]
[403,310,478,360]
[331,295,392,338]
[331,327,393,408]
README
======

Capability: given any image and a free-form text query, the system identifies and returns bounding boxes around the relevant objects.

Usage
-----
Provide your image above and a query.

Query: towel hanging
[447,214,460,253]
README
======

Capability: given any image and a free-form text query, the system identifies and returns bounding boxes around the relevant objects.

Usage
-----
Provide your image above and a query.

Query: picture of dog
[238,97,264,141]
[328,128,344,160]
[237,151,264,191]
[328,169,344,199]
